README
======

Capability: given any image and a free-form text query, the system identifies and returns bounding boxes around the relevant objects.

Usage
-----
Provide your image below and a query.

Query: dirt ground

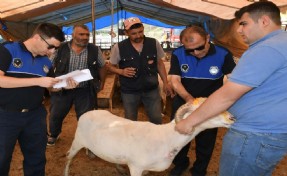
[9,88,287,176]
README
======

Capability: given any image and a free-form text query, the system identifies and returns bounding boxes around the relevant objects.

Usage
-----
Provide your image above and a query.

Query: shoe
[86,148,96,159]
[169,161,190,176]
[47,136,59,146]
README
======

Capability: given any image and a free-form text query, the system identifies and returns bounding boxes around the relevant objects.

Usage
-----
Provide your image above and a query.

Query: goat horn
[174,103,194,124]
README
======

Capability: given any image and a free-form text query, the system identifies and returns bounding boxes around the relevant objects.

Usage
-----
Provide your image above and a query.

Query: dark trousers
[0,106,47,176]
[121,87,162,124]
[48,87,95,138]
[171,96,218,176]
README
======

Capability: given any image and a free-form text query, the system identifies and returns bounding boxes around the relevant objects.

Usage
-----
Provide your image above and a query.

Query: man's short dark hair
[235,1,281,25]
[33,23,65,42]
[129,23,144,30]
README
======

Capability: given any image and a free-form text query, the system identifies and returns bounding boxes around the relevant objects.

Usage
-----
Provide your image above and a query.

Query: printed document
[53,69,93,88]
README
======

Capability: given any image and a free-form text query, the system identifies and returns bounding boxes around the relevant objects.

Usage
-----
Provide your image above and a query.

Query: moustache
[134,37,144,43]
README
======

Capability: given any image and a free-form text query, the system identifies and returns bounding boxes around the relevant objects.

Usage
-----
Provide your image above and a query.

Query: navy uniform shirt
[169,43,236,97]
[0,42,53,110]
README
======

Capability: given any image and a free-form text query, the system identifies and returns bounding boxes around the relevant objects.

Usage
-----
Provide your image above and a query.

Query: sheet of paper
[53,69,93,88]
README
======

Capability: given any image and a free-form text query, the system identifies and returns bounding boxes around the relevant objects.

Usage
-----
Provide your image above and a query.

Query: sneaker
[47,136,59,146]
[169,161,190,176]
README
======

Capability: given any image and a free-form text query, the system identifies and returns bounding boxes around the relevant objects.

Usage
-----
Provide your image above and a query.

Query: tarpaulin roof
[1,0,286,26]
[160,0,287,20]
[1,0,286,57]
[62,10,185,35]
[0,0,204,27]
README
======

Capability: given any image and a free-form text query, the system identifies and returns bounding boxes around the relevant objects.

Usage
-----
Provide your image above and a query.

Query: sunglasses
[185,43,205,53]
[40,35,59,50]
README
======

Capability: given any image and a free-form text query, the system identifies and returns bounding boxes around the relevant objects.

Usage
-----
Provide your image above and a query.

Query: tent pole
[111,0,114,47]
[117,1,120,45]
[91,0,96,44]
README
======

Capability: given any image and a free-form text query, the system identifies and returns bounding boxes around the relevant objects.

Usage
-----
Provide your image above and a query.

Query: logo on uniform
[181,64,189,73]
[12,58,23,68]
[43,65,49,73]
[209,66,219,75]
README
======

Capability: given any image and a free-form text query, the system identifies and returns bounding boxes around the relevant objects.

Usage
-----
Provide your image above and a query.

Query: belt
[52,87,90,96]
[0,106,36,113]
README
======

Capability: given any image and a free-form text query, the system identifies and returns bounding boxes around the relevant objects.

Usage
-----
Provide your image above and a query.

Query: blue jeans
[0,106,47,176]
[220,128,287,176]
[121,88,162,124]
[49,87,94,138]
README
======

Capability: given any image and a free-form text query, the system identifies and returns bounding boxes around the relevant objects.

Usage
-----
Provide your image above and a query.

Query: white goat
[64,98,234,176]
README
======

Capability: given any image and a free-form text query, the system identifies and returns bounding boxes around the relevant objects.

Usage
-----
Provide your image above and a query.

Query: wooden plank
[97,73,117,111]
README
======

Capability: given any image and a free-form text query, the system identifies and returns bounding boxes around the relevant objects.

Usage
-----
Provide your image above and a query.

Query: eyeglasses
[39,35,59,50]
[185,43,205,53]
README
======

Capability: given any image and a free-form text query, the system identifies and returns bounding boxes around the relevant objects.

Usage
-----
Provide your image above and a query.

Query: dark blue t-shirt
[0,42,53,109]
[169,43,235,97]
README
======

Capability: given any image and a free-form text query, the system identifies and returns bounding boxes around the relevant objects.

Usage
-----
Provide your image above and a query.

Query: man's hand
[38,77,60,88]
[186,96,194,105]
[164,83,175,97]
[64,77,78,89]
[175,118,194,135]
[121,67,136,78]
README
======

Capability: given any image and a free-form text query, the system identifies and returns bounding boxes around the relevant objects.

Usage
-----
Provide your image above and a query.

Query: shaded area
[10,86,287,175]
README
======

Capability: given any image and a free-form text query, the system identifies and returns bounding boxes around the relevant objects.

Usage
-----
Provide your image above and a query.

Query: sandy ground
[9,88,287,176]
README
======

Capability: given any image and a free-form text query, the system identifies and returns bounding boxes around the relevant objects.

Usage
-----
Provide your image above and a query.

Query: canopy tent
[1,0,287,25]
[1,0,286,57]
[62,10,185,35]
[156,0,287,20]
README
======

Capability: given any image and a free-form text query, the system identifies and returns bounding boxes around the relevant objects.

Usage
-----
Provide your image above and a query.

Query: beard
[74,39,89,47]
[133,37,144,43]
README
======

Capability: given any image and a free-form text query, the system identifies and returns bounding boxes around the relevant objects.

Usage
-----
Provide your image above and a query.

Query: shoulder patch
[181,64,189,73]
[12,58,23,68]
